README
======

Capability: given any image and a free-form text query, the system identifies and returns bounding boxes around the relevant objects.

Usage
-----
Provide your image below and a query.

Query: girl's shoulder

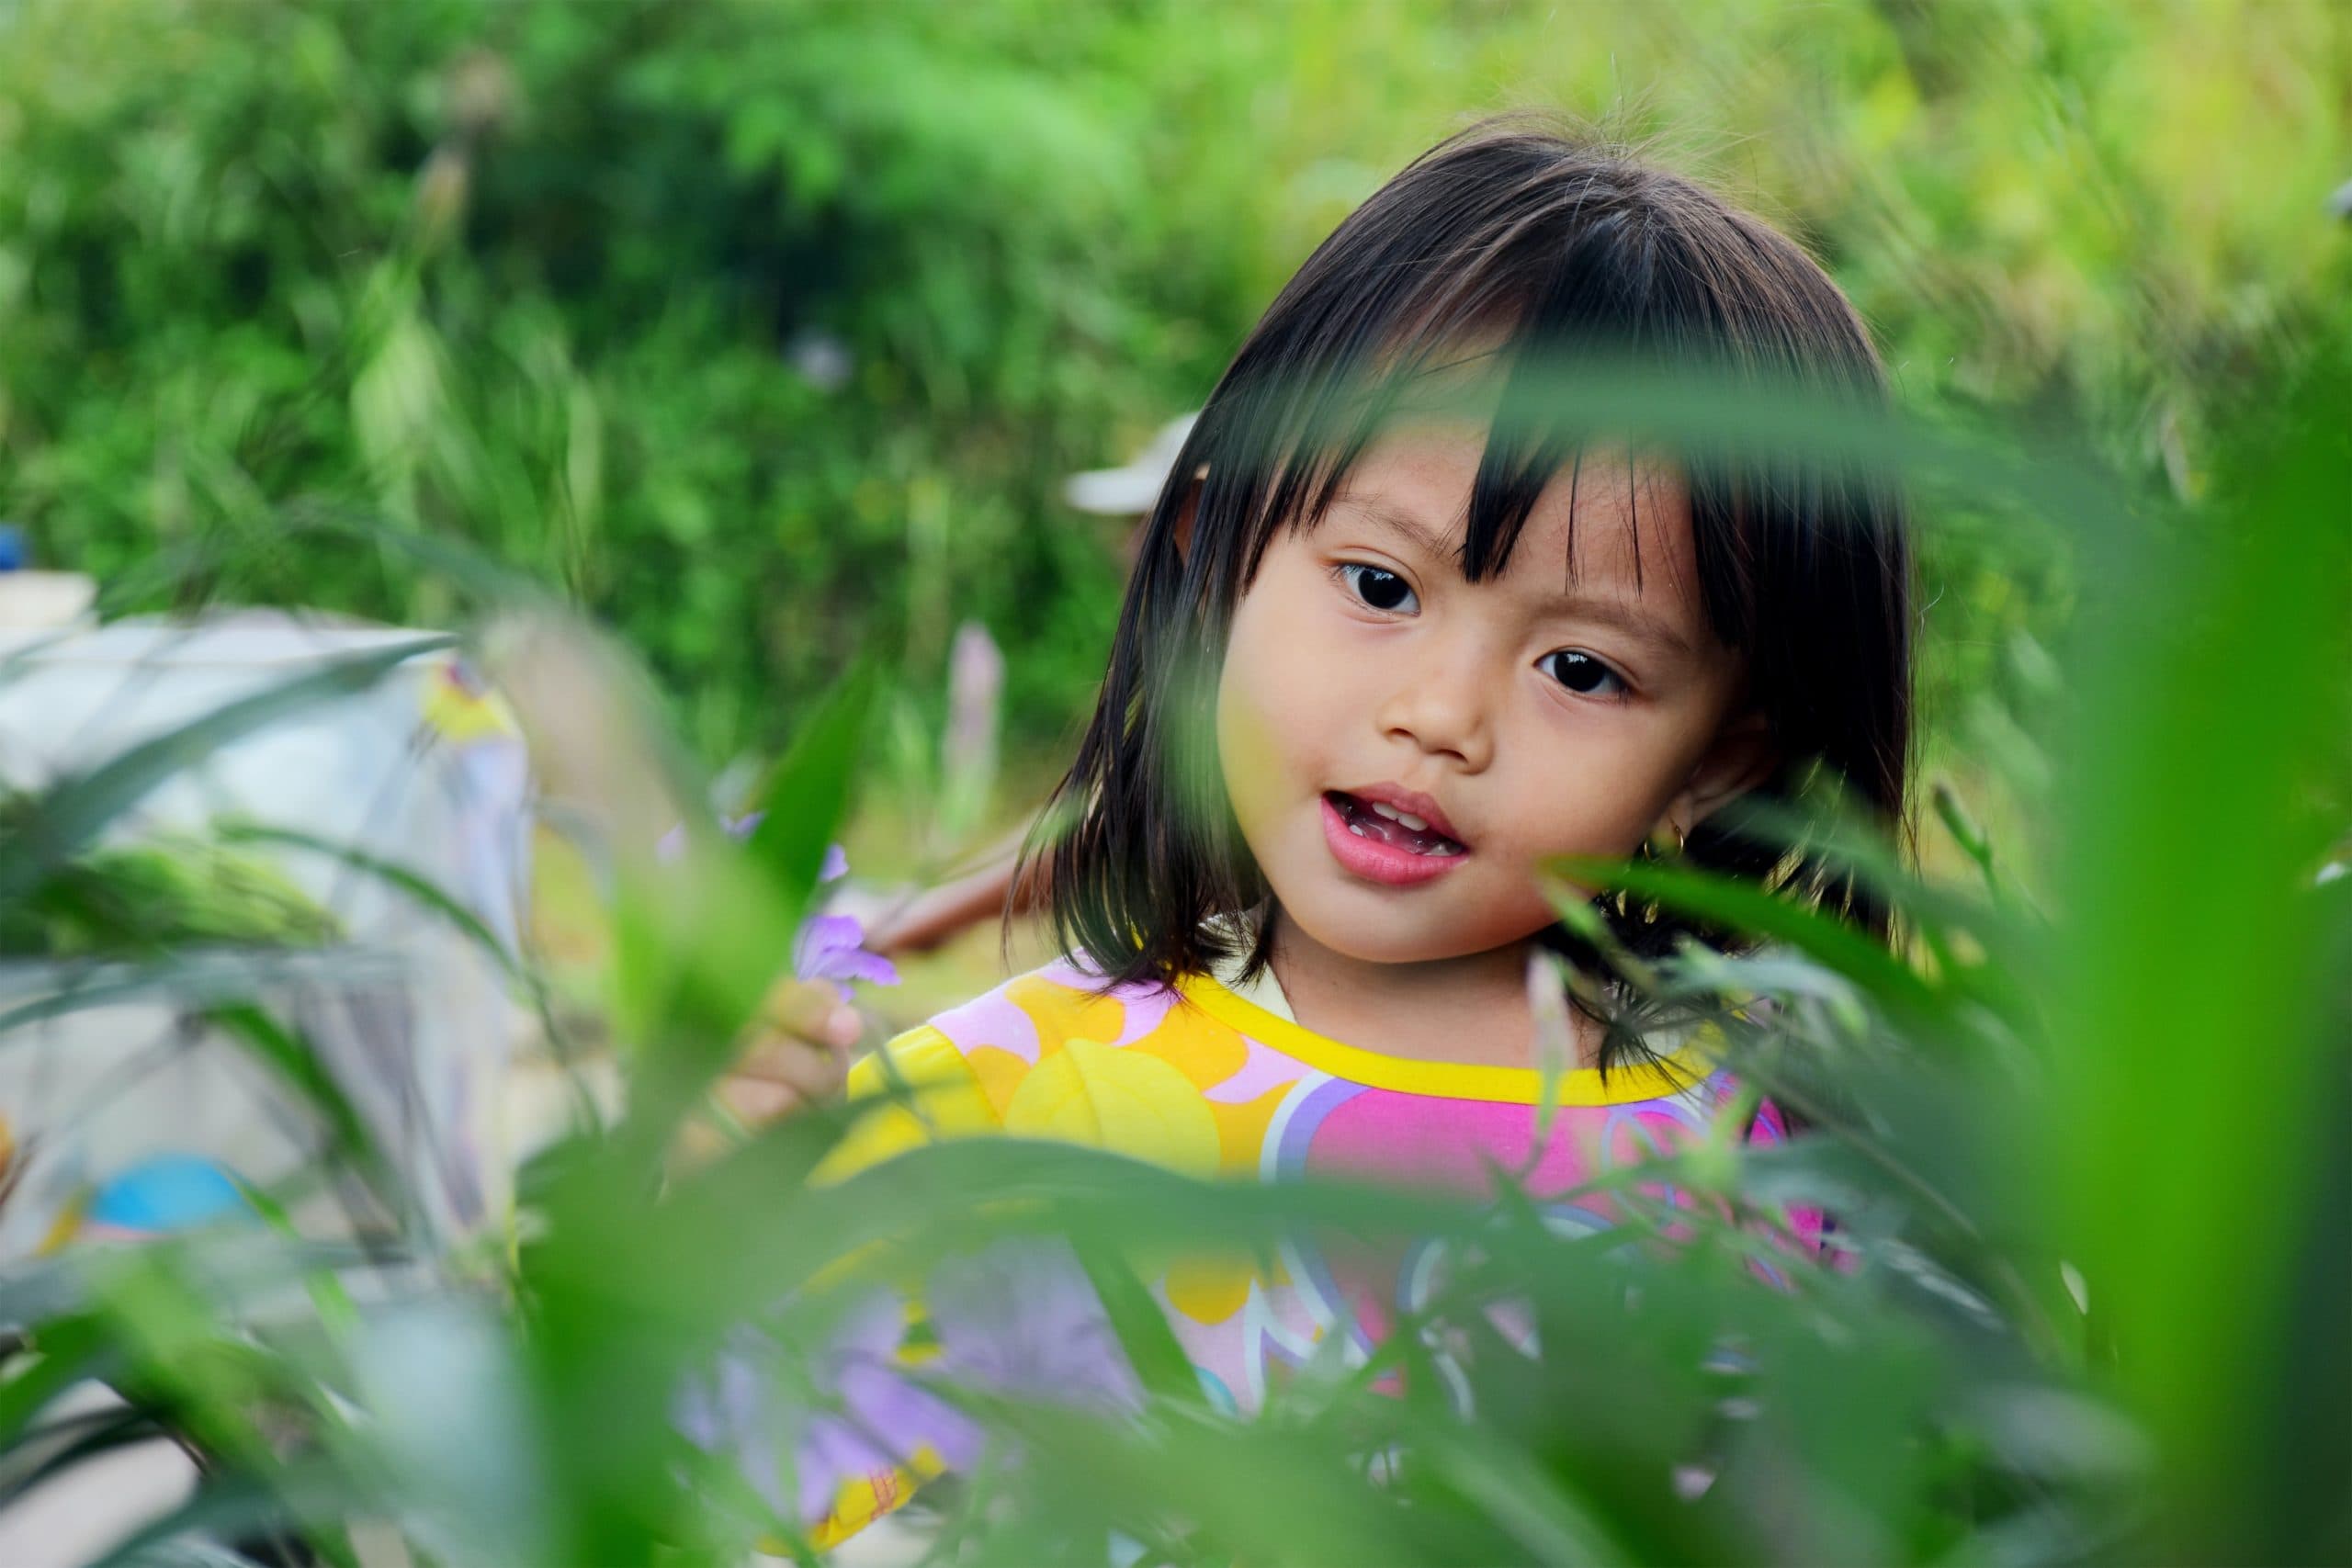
[910,954,1193,1066]
[829,958,1220,1177]
[845,956,1210,1120]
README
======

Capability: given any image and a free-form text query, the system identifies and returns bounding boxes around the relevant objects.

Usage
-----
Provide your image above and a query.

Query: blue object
[0,525,23,572]
[85,1155,251,1233]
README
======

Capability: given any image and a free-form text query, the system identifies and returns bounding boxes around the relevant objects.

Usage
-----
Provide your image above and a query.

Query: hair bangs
[1184,248,1535,611]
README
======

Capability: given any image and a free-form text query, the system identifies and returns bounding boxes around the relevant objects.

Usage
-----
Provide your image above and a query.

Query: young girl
[750,115,1911,1545]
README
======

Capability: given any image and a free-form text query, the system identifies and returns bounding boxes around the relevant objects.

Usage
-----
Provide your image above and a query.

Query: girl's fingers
[710,977,869,1142]
[674,1068,811,1171]
[734,1027,853,1098]
[718,1072,804,1127]
[756,977,865,1051]
[678,981,870,1162]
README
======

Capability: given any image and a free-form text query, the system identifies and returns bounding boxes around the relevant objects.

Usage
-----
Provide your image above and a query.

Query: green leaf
[1073,1237,1205,1416]
[1545,852,1946,1032]
[741,660,882,924]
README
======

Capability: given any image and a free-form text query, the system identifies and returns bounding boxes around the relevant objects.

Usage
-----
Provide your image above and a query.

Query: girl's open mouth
[1319,791,1470,887]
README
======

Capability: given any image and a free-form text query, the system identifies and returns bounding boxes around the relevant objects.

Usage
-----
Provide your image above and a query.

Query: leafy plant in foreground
[0,353,2341,1566]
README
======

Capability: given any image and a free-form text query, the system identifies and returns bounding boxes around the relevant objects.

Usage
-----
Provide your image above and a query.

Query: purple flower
[943,623,1003,786]
[791,1292,982,1521]
[676,1291,982,1529]
[658,810,772,864]
[794,840,897,996]
[927,1240,1141,1409]
[762,1247,1136,1529]
[794,913,899,997]
[656,819,898,997]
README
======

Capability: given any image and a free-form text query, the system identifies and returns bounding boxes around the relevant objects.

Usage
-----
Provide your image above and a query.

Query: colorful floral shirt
[786,956,1808,1545]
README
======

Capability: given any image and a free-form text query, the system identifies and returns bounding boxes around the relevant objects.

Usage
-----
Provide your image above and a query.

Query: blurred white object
[0,1382,197,1568]
[0,613,531,1255]
[1062,412,1197,515]
[786,326,855,393]
[0,572,96,631]
[0,521,97,631]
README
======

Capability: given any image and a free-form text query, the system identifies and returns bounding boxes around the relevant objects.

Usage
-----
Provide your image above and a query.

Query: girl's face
[1215,422,1770,966]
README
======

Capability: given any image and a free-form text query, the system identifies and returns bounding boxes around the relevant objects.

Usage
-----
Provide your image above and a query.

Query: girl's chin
[1273,889,1538,967]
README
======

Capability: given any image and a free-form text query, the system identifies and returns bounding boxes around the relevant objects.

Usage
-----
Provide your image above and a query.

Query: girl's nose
[1374,643,1496,772]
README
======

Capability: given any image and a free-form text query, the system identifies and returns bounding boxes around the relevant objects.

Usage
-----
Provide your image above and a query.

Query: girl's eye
[1339,563,1418,614]
[1539,649,1629,698]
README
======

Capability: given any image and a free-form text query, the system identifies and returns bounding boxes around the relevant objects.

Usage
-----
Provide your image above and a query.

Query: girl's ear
[1172,463,1209,562]
[1663,706,1778,841]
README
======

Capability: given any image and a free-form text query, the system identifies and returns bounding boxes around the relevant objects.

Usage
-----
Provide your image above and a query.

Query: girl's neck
[1261,909,1602,1071]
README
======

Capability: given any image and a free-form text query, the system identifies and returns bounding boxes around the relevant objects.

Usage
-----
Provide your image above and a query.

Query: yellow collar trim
[1174,972,1716,1106]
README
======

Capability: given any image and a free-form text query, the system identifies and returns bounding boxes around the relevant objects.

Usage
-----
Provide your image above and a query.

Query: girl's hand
[719,976,865,1127]
[670,978,865,1174]
[671,979,863,1171]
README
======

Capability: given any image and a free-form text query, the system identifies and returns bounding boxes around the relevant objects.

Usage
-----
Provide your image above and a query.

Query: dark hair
[1024,116,1914,1062]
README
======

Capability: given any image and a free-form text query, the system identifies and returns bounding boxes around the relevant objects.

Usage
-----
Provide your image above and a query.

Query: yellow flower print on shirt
[820,1028,999,1181]
[1001,1039,1220,1179]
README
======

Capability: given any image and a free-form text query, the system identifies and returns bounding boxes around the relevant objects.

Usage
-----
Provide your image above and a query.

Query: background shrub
[3,0,2346,773]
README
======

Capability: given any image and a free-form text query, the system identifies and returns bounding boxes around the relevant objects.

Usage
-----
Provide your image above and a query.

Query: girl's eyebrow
[1545,591,1696,660]
[1346,497,1463,566]
[1341,496,1696,658]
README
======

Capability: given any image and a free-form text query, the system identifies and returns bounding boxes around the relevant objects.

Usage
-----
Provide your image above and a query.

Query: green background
[3,0,2346,769]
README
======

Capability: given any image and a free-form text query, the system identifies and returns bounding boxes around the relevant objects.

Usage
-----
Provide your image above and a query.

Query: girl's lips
[1340,782,1463,842]
[1318,794,1471,887]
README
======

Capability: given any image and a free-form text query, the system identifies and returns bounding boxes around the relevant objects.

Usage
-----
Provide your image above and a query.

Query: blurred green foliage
[0,352,2340,1566]
[1,5,2348,1562]
[0,825,339,957]
[5,6,2352,1561]
[3,0,2346,764]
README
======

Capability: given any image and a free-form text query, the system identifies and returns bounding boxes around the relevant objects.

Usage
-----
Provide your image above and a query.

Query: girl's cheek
[1215,674,1298,833]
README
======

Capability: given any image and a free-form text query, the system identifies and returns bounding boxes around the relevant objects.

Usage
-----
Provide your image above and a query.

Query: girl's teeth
[1349,823,1367,836]
[1396,812,1429,831]
[1370,801,1401,821]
